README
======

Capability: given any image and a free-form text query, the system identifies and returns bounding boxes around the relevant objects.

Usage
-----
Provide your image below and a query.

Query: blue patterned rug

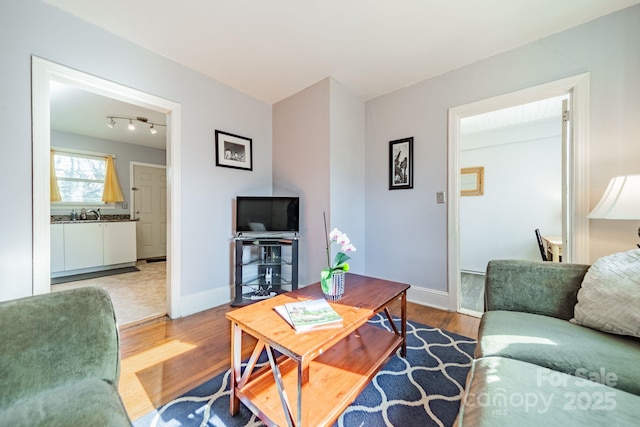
[133,314,476,427]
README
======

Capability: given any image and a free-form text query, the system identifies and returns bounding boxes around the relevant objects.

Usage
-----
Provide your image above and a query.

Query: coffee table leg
[401,291,407,357]
[297,361,310,426]
[230,322,242,415]
[265,345,295,427]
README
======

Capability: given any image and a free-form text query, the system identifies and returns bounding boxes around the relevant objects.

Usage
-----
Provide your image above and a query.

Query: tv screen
[236,196,299,233]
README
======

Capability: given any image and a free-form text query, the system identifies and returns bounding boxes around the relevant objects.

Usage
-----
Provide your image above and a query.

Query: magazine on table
[274,298,343,332]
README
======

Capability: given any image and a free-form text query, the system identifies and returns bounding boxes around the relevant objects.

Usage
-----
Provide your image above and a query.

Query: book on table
[274,298,343,332]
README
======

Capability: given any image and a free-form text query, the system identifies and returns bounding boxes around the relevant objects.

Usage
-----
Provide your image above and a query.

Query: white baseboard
[177,285,452,318]
[178,286,232,318]
[407,286,450,311]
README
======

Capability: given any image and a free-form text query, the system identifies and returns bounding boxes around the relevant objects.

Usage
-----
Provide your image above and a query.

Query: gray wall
[329,80,366,276]
[365,4,640,304]
[3,1,639,311]
[460,119,562,272]
[51,130,167,216]
[1,1,272,303]
[273,79,331,285]
[273,78,366,286]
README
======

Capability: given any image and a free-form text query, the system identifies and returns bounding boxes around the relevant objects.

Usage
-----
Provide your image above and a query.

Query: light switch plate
[436,191,446,204]
[122,202,128,209]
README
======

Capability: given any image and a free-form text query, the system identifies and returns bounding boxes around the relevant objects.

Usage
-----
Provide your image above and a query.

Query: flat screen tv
[236,196,299,233]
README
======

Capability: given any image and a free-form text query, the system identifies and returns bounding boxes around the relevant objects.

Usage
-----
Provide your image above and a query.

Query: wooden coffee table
[226,274,410,427]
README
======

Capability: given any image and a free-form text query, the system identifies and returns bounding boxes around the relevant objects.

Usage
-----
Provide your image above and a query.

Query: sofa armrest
[485,259,590,320]
[0,287,120,409]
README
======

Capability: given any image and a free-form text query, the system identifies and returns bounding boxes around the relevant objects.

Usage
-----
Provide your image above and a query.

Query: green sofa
[0,287,131,426]
[455,260,640,426]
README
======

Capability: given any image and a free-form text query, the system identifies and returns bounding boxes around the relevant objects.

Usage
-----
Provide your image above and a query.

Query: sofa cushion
[572,248,640,338]
[476,310,640,396]
[1,378,131,427]
[485,260,589,320]
[455,357,640,427]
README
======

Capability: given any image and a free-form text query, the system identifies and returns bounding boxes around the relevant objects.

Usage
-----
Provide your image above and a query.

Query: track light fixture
[106,116,166,135]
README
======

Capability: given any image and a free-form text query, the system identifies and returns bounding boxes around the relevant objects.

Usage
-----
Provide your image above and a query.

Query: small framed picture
[215,130,253,171]
[389,137,413,190]
[461,166,484,196]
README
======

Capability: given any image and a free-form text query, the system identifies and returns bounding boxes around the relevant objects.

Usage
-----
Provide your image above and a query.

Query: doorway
[458,95,567,314]
[32,57,183,318]
[447,74,591,315]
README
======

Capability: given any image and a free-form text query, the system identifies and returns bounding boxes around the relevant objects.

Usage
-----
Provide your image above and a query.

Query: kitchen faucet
[87,209,101,220]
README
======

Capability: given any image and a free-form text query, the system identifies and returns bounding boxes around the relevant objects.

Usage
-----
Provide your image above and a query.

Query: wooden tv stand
[226,274,410,426]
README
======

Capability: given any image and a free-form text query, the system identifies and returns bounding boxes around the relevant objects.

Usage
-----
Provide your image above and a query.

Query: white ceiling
[50,81,167,149]
[461,95,567,135]
[44,0,640,104]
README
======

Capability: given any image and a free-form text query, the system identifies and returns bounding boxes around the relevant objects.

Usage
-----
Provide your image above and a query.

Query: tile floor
[52,260,166,328]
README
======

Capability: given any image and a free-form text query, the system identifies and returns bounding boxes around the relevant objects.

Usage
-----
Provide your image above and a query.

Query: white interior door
[133,164,167,259]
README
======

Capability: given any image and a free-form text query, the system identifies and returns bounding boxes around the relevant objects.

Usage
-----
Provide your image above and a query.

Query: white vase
[324,271,345,302]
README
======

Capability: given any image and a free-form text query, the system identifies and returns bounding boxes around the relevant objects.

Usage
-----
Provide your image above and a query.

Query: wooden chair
[535,229,548,261]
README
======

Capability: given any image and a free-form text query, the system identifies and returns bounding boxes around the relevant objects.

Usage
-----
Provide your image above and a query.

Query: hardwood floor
[119,299,481,421]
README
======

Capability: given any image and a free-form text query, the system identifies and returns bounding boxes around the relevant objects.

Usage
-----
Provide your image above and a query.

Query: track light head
[106,116,165,134]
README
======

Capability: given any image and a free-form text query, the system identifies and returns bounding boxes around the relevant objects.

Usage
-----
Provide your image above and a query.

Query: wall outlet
[122,202,128,209]
[436,191,446,204]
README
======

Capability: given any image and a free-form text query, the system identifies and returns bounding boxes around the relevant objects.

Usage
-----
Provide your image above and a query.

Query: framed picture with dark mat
[215,130,253,171]
[389,137,413,190]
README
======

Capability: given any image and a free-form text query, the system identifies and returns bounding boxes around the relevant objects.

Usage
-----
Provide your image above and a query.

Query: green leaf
[320,268,332,293]
[333,252,351,267]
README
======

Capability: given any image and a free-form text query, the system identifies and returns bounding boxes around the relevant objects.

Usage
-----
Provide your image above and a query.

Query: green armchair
[0,287,131,426]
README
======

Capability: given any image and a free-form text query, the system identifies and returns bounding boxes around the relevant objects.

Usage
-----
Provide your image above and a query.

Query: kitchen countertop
[51,214,137,224]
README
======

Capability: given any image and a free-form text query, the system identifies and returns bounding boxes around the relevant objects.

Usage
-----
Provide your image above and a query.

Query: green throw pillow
[571,248,640,338]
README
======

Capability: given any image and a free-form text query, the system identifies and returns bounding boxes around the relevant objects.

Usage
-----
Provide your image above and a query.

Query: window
[52,150,107,204]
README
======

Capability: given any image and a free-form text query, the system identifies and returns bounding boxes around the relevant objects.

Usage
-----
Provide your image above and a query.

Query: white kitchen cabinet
[50,224,65,273]
[103,222,137,265]
[63,222,104,271]
[52,221,137,276]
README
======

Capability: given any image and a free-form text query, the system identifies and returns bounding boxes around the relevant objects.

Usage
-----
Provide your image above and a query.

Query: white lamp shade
[588,175,640,220]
